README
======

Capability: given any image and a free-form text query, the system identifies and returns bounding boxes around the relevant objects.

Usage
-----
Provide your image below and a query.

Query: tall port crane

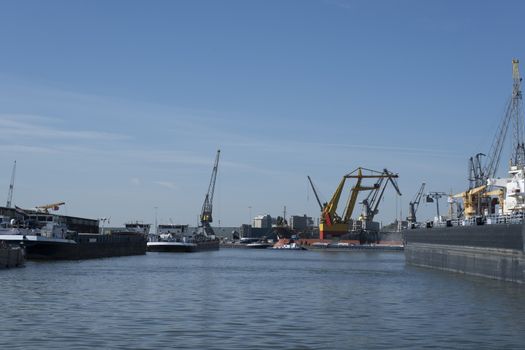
[199,150,220,236]
[6,160,16,208]
[459,59,525,217]
[319,167,400,240]
[407,182,425,225]
[359,170,402,223]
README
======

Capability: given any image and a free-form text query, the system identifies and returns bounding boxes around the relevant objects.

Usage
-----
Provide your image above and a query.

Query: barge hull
[1,234,147,260]
[24,240,146,260]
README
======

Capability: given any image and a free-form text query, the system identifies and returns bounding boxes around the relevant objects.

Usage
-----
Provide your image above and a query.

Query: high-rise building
[289,215,314,231]
[253,214,272,228]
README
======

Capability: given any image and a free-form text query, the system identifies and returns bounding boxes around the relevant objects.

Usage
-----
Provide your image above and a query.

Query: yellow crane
[35,202,65,213]
[453,185,504,218]
[319,167,400,240]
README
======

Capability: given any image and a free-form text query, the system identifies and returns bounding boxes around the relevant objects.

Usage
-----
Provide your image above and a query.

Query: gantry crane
[407,183,425,225]
[359,170,402,223]
[199,150,220,236]
[6,160,16,208]
[319,167,400,240]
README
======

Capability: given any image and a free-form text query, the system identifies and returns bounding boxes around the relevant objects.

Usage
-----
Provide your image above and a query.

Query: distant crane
[407,183,425,225]
[6,160,16,208]
[359,170,402,224]
[307,175,324,210]
[468,153,485,189]
[319,167,401,240]
[199,150,220,236]
[35,202,65,213]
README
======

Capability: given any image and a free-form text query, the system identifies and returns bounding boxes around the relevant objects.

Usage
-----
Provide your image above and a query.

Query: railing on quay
[426,212,525,228]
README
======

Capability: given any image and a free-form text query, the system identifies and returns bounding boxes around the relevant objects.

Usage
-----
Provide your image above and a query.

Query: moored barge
[0,207,147,260]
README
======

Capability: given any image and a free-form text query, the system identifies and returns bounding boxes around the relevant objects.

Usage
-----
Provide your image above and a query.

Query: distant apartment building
[240,224,252,238]
[253,214,272,228]
[289,215,314,231]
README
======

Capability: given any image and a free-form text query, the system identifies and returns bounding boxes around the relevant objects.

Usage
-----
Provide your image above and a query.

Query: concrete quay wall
[0,246,25,268]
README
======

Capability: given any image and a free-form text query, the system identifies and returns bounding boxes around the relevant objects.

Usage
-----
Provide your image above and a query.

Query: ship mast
[510,59,525,167]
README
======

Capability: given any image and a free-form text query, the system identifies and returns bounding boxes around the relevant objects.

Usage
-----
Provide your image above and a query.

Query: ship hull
[404,223,525,283]
[147,239,219,253]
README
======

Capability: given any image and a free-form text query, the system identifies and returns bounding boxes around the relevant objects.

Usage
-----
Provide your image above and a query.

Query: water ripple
[0,250,524,349]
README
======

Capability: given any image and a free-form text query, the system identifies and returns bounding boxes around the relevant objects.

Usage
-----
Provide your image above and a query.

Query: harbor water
[1,249,524,349]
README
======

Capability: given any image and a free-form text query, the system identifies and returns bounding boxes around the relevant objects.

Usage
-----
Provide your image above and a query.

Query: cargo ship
[404,157,525,284]
[405,59,525,283]
[0,207,147,260]
[148,149,220,253]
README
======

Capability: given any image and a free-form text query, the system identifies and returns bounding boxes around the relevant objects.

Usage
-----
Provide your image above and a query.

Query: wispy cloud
[224,137,461,159]
[0,114,130,141]
[0,144,60,154]
[130,178,141,186]
[153,181,177,190]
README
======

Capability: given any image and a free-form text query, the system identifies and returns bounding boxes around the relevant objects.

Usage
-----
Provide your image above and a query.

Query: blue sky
[1,0,524,226]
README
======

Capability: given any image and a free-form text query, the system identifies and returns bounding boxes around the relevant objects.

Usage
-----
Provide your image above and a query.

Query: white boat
[272,242,305,250]
[245,242,271,249]
[147,224,219,253]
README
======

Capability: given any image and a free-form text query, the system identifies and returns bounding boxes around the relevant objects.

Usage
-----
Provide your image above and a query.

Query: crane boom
[6,160,16,208]
[200,150,220,227]
[307,176,324,210]
[482,59,524,181]
[359,169,402,222]
[322,176,347,225]
[342,168,399,223]
[36,201,65,213]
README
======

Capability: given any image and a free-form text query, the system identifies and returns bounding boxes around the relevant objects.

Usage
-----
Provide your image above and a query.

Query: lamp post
[154,207,158,235]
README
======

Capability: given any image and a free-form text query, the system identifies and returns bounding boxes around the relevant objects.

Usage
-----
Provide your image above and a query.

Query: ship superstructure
[452,59,525,219]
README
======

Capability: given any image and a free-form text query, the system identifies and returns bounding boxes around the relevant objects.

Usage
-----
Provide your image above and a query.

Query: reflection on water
[1,250,524,349]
